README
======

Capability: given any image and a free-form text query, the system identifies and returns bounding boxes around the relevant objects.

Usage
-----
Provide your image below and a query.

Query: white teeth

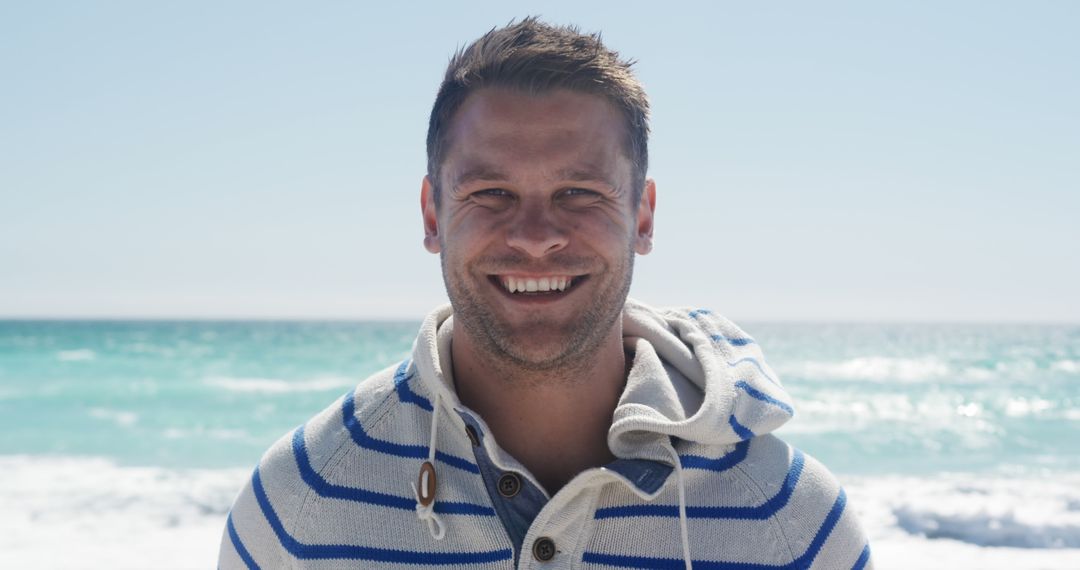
[502,276,574,293]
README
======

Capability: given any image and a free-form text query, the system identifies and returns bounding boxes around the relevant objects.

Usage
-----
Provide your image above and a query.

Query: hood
[609,299,793,462]
[410,300,793,464]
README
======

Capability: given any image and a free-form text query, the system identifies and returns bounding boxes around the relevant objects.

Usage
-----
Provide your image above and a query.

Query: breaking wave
[203,375,354,394]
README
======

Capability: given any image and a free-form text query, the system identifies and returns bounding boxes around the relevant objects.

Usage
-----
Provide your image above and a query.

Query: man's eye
[473,188,512,198]
[560,188,603,202]
[469,189,515,209]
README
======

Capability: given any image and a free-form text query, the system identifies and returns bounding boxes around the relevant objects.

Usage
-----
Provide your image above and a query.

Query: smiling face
[421,87,655,372]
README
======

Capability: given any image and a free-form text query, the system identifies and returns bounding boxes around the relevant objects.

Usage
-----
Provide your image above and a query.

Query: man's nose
[505,203,568,258]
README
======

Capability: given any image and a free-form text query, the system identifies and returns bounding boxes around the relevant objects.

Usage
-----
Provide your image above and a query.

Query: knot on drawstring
[413,391,446,540]
[411,468,445,540]
[667,443,693,569]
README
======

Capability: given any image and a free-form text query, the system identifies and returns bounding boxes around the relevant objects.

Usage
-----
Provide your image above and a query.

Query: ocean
[2,319,1078,569]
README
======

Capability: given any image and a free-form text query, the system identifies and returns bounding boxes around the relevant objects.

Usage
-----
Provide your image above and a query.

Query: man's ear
[420,176,441,254]
[634,178,657,255]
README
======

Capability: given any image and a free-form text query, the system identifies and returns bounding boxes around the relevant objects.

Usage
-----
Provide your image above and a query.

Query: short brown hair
[426,17,650,205]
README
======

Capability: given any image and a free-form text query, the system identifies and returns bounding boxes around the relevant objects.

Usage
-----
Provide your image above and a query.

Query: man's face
[421,87,655,371]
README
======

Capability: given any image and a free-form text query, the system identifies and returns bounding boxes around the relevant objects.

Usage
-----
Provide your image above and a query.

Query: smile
[495,275,581,294]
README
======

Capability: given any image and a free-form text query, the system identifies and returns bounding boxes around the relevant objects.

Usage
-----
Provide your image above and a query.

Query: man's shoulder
[716,434,869,566]
[258,361,410,478]
[727,434,844,502]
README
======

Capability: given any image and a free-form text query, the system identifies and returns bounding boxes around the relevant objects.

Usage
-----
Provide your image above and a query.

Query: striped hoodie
[220,300,873,569]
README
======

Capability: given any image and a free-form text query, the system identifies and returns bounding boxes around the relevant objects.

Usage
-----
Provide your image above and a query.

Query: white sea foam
[0,455,248,569]
[56,349,96,362]
[783,355,1080,384]
[1004,397,1056,418]
[203,375,354,394]
[845,473,1080,569]
[88,407,138,427]
[3,455,1079,569]
[162,427,249,441]
[785,392,1003,447]
[5,455,1080,569]
[783,356,952,382]
[1051,360,1080,374]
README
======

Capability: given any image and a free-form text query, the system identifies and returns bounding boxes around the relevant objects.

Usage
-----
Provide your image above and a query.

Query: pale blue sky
[2,1,1077,321]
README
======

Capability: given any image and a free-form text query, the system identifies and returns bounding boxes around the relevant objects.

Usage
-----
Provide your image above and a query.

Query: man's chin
[488,330,582,371]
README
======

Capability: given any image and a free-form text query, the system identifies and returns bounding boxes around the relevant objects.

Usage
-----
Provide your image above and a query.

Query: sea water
[2,319,1078,568]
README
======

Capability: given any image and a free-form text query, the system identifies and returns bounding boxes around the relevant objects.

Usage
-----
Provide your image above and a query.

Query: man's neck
[450,325,626,496]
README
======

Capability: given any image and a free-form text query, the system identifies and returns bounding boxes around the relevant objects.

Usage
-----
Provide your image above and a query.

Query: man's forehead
[436,88,635,188]
[449,161,620,186]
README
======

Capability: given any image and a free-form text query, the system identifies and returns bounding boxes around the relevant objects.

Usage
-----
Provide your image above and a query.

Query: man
[220,18,872,569]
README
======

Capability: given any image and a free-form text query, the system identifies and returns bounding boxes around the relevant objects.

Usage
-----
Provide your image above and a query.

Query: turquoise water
[1,320,1076,475]
[4,319,1080,566]
[0,320,416,468]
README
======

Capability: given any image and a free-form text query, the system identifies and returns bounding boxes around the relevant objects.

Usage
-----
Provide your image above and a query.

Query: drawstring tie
[667,443,693,569]
[411,391,446,540]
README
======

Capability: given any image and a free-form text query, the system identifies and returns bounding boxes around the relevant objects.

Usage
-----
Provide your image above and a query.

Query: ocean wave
[4,456,1079,569]
[56,349,95,362]
[781,356,951,382]
[0,455,248,568]
[87,408,138,427]
[1051,360,1080,374]
[203,375,354,394]
[787,391,1003,431]
[779,355,1080,383]
[787,390,1074,437]
[845,473,1080,552]
[162,427,249,441]
[1003,397,1056,418]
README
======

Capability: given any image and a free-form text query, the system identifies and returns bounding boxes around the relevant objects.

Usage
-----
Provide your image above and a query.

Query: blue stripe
[711,334,756,347]
[292,425,494,516]
[582,555,686,569]
[341,389,480,474]
[852,544,871,570]
[688,310,755,346]
[679,440,749,472]
[227,513,260,570]
[393,360,434,411]
[727,357,780,387]
[728,415,755,440]
[734,381,794,416]
[250,468,512,564]
[583,488,849,569]
[595,450,804,520]
[797,487,849,569]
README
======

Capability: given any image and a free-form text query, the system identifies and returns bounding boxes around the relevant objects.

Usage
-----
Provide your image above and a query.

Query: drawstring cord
[668,444,693,569]
[411,391,446,540]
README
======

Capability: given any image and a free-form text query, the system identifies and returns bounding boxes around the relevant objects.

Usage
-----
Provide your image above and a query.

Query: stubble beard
[441,247,635,385]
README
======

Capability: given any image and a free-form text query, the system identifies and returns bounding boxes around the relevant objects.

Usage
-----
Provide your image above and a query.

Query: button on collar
[497,472,521,498]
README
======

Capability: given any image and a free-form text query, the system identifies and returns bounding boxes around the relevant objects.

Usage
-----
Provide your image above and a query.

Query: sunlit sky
[2,2,1077,321]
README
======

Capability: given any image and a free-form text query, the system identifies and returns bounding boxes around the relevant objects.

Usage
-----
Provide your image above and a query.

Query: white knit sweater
[220,301,873,569]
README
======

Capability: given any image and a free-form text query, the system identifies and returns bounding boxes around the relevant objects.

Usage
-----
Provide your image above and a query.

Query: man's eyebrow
[451,165,617,189]
[452,166,510,186]
[555,168,617,188]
